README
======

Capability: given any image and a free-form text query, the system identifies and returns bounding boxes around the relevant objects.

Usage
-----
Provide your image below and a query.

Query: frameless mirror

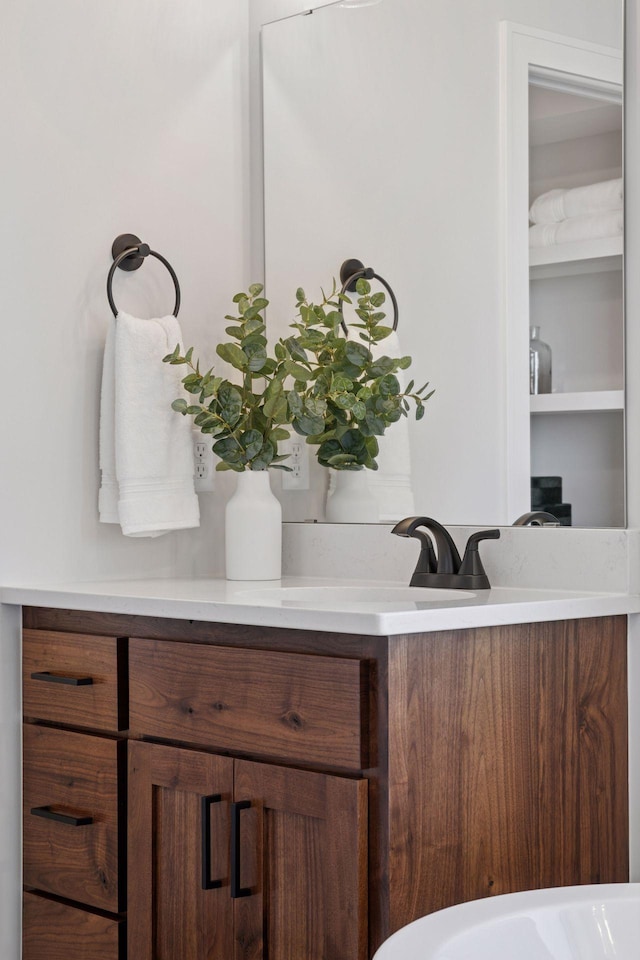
[261,0,624,528]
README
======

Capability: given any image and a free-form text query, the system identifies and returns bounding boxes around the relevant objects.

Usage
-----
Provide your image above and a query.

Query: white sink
[238,585,476,608]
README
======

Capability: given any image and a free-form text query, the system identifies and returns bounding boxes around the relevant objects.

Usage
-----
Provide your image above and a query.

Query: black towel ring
[337,258,399,336]
[107,233,181,318]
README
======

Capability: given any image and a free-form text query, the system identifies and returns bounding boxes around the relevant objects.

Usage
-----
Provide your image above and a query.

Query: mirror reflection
[261,0,624,527]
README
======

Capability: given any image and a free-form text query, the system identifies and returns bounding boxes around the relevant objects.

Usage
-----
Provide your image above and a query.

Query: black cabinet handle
[230,800,252,899]
[201,794,224,890]
[30,805,93,827]
[31,671,93,686]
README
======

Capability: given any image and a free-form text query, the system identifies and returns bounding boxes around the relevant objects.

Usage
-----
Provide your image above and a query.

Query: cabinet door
[233,761,368,960]
[128,741,234,960]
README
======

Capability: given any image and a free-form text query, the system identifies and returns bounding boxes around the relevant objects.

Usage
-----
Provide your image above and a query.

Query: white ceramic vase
[225,470,282,580]
[325,469,380,523]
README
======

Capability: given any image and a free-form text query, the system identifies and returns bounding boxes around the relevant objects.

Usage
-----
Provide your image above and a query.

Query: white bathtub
[373,884,640,960]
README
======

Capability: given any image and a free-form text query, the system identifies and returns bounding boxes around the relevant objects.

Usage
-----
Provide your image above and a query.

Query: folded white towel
[529,210,623,248]
[99,311,200,537]
[529,178,622,225]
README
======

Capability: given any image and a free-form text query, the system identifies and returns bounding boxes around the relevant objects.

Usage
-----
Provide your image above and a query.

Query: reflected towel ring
[337,258,399,335]
[107,233,181,318]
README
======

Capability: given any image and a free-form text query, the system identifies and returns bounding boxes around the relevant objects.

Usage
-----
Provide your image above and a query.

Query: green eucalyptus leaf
[240,429,263,460]
[295,287,306,302]
[213,436,243,462]
[283,337,308,363]
[243,342,268,372]
[416,403,425,421]
[244,317,266,336]
[284,359,312,380]
[328,453,359,467]
[249,282,264,296]
[368,357,395,378]
[293,414,325,436]
[287,390,304,416]
[379,373,401,397]
[171,398,188,414]
[332,375,353,392]
[334,393,356,411]
[251,440,275,470]
[216,342,248,371]
[355,278,371,296]
[275,341,286,360]
[225,326,244,340]
[218,385,243,426]
[370,292,386,308]
[232,292,247,303]
[304,397,327,418]
[344,341,370,368]
[369,325,393,342]
[397,356,412,370]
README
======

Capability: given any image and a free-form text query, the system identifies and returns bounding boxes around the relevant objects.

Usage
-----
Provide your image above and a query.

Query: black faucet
[391,516,500,589]
[512,511,560,526]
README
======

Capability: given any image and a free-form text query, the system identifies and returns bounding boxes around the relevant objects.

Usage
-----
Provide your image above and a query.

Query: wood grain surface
[129,638,368,769]
[23,724,124,913]
[23,629,127,731]
[233,759,368,960]
[22,891,122,960]
[386,617,628,930]
[127,740,234,960]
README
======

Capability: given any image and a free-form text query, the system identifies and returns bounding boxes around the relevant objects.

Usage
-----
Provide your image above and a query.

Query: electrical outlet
[282,438,310,490]
[192,433,216,492]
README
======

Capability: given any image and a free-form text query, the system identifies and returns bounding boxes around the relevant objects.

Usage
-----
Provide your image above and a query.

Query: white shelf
[529,236,623,278]
[530,390,624,414]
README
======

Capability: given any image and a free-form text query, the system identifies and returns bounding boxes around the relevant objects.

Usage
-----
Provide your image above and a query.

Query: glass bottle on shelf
[529,326,552,394]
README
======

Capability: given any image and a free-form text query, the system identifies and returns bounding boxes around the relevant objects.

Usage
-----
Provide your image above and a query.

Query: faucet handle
[458,529,500,588]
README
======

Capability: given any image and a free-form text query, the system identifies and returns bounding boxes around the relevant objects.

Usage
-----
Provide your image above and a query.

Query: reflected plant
[278,277,433,470]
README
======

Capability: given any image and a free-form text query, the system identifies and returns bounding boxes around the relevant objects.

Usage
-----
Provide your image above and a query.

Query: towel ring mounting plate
[107,232,181,318]
[337,258,399,335]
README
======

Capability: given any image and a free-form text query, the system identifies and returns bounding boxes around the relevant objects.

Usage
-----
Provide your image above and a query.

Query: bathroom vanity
[10,580,632,960]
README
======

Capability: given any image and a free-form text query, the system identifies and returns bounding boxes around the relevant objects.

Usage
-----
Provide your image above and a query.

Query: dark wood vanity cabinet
[21,609,629,959]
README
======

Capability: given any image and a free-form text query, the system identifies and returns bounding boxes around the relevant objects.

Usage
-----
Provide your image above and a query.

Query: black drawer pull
[30,805,94,827]
[31,671,93,686]
[201,794,224,890]
[230,800,252,899]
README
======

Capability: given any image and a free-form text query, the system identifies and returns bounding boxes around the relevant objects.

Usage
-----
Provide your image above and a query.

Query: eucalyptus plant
[163,284,292,471]
[278,278,433,470]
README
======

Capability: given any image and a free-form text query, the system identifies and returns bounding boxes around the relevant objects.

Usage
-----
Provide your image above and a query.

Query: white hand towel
[99,311,200,537]
[98,317,120,524]
[529,210,623,248]
[529,178,623,225]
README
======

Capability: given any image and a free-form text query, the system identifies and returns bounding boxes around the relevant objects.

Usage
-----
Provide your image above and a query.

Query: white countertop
[2,577,639,636]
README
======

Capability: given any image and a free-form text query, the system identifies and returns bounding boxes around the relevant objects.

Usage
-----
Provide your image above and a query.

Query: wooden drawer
[23,629,127,732]
[23,891,123,960]
[23,725,124,913]
[129,638,368,769]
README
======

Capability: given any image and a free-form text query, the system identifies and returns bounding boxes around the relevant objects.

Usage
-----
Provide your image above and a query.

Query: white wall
[0,0,250,587]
